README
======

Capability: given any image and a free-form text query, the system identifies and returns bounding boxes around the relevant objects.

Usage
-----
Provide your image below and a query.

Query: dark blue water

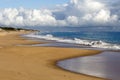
[31,26,120,44]
[39,31,120,44]
[25,26,120,50]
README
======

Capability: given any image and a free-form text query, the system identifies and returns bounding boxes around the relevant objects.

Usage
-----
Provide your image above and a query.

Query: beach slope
[0,31,104,80]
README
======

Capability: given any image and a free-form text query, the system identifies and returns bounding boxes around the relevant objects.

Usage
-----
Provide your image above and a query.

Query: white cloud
[64,0,119,25]
[0,8,57,27]
[66,16,78,25]
[0,0,119,27]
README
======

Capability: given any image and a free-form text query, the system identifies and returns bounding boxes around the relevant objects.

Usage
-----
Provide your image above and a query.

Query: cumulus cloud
[66,16,78,25]
[62,0,119,26]
[0,0,119,27]
[0,8,57,27]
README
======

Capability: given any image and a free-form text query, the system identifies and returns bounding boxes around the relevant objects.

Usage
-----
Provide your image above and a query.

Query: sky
[0,0,69,9]
[0,0,119,27]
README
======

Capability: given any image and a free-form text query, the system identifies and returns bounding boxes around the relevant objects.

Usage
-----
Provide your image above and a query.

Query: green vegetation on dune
[0,27,18,31]
[0,27,38,31]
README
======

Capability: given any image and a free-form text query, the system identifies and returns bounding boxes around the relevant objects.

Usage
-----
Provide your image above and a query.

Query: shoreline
[0,31,105,80]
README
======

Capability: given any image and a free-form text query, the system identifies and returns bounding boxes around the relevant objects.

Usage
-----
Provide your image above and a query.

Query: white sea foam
[25,34,120,50]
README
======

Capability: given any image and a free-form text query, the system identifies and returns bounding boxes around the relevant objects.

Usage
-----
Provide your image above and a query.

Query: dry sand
[0,31,105,80]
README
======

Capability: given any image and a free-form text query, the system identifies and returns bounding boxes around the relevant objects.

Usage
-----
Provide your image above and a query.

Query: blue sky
[0,0,69,9]
[0,0,119,27]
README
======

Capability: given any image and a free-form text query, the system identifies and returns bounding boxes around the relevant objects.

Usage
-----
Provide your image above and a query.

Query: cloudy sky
[0,0,119,27]
[0,0,69,9]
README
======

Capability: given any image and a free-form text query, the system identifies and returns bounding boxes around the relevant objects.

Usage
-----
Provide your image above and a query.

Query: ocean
[24,26,120,79]
[25,26,120,50]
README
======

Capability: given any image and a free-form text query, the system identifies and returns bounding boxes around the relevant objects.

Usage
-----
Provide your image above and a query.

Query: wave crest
[25,34,120,50]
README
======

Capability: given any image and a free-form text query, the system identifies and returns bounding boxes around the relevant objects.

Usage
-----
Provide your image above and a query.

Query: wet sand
[57,51,120,80]
[0,31,104,80]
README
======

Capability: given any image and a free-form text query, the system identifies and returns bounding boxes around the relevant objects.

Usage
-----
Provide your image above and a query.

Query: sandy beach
[0,31,105,80]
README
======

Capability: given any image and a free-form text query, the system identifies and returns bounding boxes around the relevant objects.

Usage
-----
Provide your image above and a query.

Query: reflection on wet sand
[57,51,120,80]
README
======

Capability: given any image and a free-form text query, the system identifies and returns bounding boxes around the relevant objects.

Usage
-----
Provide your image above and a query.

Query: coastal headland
[0,27,104,80]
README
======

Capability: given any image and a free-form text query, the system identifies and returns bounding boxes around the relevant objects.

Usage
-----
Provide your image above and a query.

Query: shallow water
[57,51,120,80]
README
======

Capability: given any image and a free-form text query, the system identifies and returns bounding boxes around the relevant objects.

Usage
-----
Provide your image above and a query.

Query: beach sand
[0,31,105,80]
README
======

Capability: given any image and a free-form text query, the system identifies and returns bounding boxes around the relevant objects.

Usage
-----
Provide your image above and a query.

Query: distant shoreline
[0,26,39,32]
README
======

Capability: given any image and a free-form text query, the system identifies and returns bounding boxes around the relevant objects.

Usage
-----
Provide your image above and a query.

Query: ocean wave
[25,34,120,50]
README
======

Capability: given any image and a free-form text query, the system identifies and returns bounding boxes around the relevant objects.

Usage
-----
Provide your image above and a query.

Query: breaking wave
[25,34,120,50]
